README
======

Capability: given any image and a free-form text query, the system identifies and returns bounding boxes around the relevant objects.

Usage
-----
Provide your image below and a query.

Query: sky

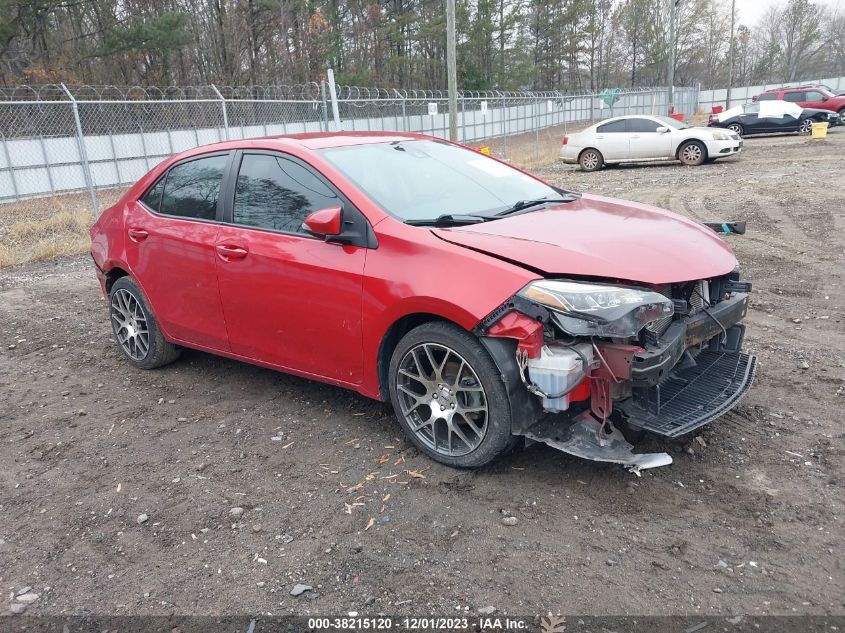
[736,0,842,25]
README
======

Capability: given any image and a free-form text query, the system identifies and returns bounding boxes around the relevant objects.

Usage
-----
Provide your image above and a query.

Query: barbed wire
[0,83,682,102]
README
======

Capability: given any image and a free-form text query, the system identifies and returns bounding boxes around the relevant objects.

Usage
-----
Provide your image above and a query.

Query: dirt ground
[1,130,843,621]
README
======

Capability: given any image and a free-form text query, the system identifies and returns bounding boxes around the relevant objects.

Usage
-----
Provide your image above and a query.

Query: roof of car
[210,131,433,152]
[160,131,440,164]
[591,114,663,125]
[279,131,434,149]
[764,85,824,92]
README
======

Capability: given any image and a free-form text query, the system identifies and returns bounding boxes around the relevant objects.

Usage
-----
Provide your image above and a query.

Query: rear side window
[757,93,776,101]
[141,177,165,212]
[233,153,339,234]
[783,92,804,102]
[627,118,661,132]
[159,154,228,220]
[597,120,627,133]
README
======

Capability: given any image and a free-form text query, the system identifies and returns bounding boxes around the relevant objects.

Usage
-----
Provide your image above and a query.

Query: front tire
[578,148,604,172]
[387,322,515,468]
[798,118,813,134]
[109,276,180,370]
[678,140,706,166]
[838,108,845,125]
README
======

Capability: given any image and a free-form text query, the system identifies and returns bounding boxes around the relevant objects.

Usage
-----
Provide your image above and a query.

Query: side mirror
[303,206,342,237]
[655,126,669,133]
[821,95,829,101]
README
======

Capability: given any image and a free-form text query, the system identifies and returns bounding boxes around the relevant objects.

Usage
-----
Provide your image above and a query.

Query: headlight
[711,131,731,140]
[518,280,674,338]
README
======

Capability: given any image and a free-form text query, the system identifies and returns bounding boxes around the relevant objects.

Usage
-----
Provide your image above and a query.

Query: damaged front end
[476,272,757,474]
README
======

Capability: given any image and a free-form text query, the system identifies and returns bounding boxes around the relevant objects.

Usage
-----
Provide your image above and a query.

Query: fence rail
[1,82,705,215]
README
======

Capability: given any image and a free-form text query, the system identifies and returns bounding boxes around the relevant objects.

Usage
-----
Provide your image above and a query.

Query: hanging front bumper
[618,349,757,438]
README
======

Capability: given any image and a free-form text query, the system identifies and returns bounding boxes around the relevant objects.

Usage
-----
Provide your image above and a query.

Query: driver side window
[233,153,339,234]
[627,118,661,133]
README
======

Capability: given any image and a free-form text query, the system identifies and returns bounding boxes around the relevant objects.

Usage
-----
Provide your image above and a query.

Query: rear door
[124,153,231,351]
[626,117,672,159]
[213,151,368,384]
[593,119,629,160]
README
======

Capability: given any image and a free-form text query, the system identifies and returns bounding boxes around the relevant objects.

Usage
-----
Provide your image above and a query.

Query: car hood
[684,125,724,134]
[432,193,738,284]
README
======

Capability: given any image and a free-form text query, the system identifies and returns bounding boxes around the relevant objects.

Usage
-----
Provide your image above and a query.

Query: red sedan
[90,132,756,472]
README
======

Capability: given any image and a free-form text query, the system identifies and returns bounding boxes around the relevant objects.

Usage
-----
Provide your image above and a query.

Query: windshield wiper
[405,214,489,227]
[498,194,580,216]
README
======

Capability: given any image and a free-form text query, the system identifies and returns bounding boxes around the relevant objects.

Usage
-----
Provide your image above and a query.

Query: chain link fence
[0,82,702,267]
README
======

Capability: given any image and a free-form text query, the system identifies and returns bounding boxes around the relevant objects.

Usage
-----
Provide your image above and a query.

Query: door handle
[215,244,248,261]
[630,135,640,139]
[127,228,149,242]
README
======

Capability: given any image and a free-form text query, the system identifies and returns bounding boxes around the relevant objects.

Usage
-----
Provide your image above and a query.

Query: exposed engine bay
[477,271,757,474]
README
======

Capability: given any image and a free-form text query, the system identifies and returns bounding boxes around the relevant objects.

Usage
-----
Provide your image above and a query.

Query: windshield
[654,115,691,130]
[318,140,559,221]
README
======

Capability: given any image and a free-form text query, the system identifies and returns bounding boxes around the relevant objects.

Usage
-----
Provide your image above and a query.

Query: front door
[214,151,367,384]
[626,117,673,159]
[124,153,231,351]
[738,104,763,133]
[798,90,827,109]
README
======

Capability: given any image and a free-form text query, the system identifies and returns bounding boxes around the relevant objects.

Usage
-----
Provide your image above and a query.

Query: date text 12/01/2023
[306,616,531,630]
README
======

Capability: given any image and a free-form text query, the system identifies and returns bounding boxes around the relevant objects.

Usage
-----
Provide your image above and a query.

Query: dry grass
[0,206,94,269]
[0,188,127,269]
[0,242,14,269]
[470,123,585,170]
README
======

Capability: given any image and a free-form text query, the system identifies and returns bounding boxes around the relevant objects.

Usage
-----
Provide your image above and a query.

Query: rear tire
[109,276,180,370]
[578,148,604,172]
[727,123,743,137]
[678,140,706,166]
[387,322,515,468]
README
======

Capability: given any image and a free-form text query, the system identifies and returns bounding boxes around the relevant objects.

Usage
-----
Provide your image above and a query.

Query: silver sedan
[560,115,742,171]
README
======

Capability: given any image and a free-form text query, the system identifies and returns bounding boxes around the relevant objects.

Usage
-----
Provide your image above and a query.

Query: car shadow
[170,347,697,488]
[563,158,741,173]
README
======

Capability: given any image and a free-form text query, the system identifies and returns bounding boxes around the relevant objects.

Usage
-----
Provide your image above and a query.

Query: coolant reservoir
[526,343,593,412]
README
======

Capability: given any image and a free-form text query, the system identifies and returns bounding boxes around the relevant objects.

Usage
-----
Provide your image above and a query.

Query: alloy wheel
[681,143,702,163]
[581,151,599,170]
[395,342,489,457]
[799,119,813,134]
[728,124,742,136]
[111,288,150,361]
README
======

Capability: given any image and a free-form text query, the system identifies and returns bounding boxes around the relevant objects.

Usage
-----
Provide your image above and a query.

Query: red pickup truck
[753,86,845,124]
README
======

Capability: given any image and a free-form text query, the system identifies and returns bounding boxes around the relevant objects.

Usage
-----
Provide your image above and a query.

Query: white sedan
[560,115,742,171]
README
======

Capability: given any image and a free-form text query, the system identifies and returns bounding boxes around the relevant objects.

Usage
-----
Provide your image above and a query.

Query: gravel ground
[1,130,843,620]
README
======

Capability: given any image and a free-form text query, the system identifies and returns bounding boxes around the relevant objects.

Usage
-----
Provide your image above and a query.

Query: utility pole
[667,0,677,114]
[446,0,458,141]
[726,0,736,108]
